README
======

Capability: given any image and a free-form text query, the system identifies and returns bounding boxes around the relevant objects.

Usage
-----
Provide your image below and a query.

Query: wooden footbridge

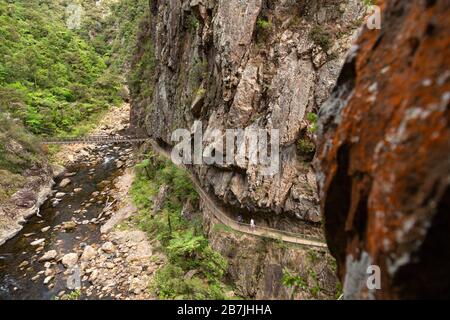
[41,135,149,145]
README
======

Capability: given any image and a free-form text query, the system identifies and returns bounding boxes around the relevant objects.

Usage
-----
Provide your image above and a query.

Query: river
[0,143,132,300]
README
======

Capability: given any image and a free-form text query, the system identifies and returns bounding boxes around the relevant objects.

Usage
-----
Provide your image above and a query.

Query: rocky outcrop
[131,0,366,226]
[315,0,450,299]
[0,168,54,246]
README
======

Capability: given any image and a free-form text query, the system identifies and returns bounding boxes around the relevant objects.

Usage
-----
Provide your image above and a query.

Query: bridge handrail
[41,135,149,144]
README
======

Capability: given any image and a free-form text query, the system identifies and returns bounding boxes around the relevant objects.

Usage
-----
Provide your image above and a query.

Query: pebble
[101,242,116,254]
[39,250,58,262]
[44,276,54,284]
[59,178,72,188]
[31,239,45,246]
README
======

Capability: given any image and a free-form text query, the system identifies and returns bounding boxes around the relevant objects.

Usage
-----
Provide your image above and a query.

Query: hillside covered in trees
[0,0,148,195]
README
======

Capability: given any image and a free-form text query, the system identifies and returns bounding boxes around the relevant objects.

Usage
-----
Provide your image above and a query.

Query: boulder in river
[39,250,58,262]
[55,192,66,198]
[59,178,72,188]
[62,253,78,268]
[73,188,83,193]
[63,221,77,231]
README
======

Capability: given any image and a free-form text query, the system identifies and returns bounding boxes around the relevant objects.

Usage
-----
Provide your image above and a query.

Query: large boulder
[315,0,450,299]
[61,253,79,268]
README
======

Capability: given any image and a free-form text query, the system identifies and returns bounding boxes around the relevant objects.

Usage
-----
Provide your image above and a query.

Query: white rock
[55,192,66,198]
[41,226,51,233]
[43,275,54,284]
[39,250,58,262]
[45,268,55,277]
[31,239,45,246]
[101,242,115,253]
[62,253,78,268]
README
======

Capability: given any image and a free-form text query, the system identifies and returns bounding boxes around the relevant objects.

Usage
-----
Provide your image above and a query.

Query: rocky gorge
[0,0,448,301]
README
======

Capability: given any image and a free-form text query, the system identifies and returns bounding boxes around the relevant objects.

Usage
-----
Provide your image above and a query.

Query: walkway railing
[149,140,328,249]
[41,135,149,145]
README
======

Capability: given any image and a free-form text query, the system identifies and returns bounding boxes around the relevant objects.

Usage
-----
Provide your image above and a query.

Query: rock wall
[315,0,450,299]
[131,0,366,225]
[130,0,368,300]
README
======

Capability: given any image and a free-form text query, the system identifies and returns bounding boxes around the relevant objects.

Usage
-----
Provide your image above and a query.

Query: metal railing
[150,140,328,249]
[41,135,149,145]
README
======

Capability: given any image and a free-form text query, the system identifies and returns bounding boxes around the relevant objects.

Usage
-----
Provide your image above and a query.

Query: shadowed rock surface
[315,0,450,299]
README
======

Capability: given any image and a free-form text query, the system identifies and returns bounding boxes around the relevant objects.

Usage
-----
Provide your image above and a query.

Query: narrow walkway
[149,140,328,250]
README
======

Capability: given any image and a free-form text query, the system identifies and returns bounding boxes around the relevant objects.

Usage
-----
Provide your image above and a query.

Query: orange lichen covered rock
[315,0,450,299]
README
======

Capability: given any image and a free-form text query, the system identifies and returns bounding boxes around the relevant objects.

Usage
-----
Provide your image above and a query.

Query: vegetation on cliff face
[131,152,235,299]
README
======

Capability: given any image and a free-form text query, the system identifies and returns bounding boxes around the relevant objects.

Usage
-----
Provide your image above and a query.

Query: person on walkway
[237,215,243,224]
[250,219,256,230]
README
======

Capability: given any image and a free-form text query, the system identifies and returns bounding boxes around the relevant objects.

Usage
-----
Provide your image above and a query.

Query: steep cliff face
[131,0,365,226]
[130,0,370,299]
[315,0,450,299]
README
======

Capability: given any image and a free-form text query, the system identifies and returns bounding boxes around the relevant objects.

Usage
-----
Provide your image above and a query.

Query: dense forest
[0,0,148,136]
[0,0,148,202]
[0,0,148,174]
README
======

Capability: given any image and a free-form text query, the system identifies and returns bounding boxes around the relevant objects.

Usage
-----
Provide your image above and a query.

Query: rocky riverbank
[0,104,164,300]
[0,104,132,247]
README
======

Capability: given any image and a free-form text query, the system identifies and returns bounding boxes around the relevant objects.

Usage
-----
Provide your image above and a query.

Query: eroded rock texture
[315,0,450,299]
[131,0,365,226]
